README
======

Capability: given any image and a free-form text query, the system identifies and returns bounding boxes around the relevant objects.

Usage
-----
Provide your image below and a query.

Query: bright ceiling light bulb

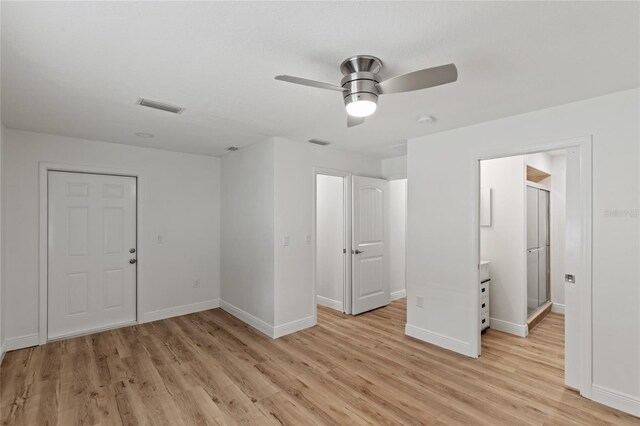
[346,100,377,117]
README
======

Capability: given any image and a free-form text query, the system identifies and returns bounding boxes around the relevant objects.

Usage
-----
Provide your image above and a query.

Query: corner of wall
[220,137,276,332]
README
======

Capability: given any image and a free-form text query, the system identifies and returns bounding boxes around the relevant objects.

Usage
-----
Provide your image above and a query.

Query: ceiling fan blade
[377,63,458,95]
[347,115,366,128]
[275,75,348,92]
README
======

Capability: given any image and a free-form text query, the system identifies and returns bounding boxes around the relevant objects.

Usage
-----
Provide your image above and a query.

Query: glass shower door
[527,186,551,318]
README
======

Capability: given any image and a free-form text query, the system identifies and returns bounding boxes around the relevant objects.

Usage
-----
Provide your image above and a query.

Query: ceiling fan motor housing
[340,56,383,108]
[341,71,380,107]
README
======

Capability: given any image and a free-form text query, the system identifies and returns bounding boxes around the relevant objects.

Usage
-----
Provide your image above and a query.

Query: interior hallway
[1,300,637,425]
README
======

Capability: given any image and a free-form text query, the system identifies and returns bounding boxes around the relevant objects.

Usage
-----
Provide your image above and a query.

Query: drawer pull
[482,303,486,308]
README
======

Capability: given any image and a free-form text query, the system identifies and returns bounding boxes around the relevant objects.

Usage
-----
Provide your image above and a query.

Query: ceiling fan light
[346,100,377,117]
[344,92,378,118]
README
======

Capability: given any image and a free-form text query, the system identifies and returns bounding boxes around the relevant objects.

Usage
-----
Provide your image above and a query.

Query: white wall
[550,154,566,308]
[273,137,381,330]
[389,179,407,298]
[381,156,407,300]
[407,89,639,409]
[480,156,527,331]
[0,4,4,361]
[2,129,220,348]
[315,174,345,310]
[382,155,407,179]
[0,126,4,360]
[219,137,381,336]
[524,152,552,175]
[220,139,275,327]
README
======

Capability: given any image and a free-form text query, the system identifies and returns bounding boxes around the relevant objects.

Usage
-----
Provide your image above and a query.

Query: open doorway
[315,172,350,313]
[476,139,592,396]
[479,152,559,337]
[313,169,405,321]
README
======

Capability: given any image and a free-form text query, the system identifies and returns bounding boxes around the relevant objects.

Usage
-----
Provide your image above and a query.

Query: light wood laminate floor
[1,299,638,425]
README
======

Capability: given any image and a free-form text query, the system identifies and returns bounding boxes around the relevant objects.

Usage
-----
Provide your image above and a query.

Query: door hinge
[343,248,347,254]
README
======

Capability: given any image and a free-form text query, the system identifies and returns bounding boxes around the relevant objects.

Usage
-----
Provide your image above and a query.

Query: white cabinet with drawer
[480,261,491,331]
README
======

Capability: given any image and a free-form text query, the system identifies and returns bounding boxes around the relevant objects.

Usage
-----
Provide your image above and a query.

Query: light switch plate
[283,236,290,247]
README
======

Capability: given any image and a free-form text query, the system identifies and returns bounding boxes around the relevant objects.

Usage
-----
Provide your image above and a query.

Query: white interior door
[48,171,137,339]
[352,176,390,314]
[564,148,581,389]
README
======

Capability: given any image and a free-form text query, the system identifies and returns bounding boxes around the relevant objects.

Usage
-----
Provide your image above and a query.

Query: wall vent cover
[137,98,185,114]
[308,138,330,146]
[226,146,240,151]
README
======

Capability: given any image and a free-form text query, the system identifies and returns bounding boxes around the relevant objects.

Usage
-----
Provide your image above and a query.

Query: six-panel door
[48,171,137,339]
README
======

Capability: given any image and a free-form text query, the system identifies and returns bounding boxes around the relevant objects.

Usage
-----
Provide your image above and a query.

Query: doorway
[313,169,392,317]
[475,138,592,397]
[315,173,349,313]
[46,170,138,340]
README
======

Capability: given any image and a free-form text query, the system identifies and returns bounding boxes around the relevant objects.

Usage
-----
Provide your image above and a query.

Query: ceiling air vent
[136,98,185,114]
[308,139,330,146]
[226,146,240,151]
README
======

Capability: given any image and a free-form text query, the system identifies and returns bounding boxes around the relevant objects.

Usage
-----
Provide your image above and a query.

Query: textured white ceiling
[2,1,638,158]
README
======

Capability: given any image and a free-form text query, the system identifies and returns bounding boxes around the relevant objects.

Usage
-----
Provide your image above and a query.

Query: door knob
[354,249,364,254]
[129,259,137,264]
[129,248,136,253]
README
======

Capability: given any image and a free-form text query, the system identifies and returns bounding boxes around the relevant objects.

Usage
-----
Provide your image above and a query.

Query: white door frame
[38,162,145,345]
[312,167,352,319]
[470,135,592,398]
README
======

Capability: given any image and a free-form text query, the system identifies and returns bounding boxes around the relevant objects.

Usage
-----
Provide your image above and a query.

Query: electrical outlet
[193,279,200,288]
[305,235,312,245]
[156,235,163,244]
[283,236,290,247]
[416,296,424,308]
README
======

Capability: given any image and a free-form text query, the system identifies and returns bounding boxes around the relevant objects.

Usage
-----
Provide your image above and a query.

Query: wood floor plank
[2,300,639,425]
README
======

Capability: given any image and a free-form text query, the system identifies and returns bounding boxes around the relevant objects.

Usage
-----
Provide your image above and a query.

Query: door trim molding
[38,162,145,345]
[471,135,592,399]
[312,167,352,320]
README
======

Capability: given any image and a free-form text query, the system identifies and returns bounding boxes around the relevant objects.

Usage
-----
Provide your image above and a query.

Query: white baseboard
[405,324,471,356]
[489,318,528,337]
[316,295,343,311]
[143,299,220,323]
[5,333,40,352]
[273,316,316,338]
[220,299,274,338]
[551,303,566,315]
[0,341,6,365]
[592,384,640,417]
[391,289,406,301]
[3,300,220,353]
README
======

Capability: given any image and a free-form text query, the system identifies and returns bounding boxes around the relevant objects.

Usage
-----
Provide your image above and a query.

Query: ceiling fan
[275,55,458,127]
